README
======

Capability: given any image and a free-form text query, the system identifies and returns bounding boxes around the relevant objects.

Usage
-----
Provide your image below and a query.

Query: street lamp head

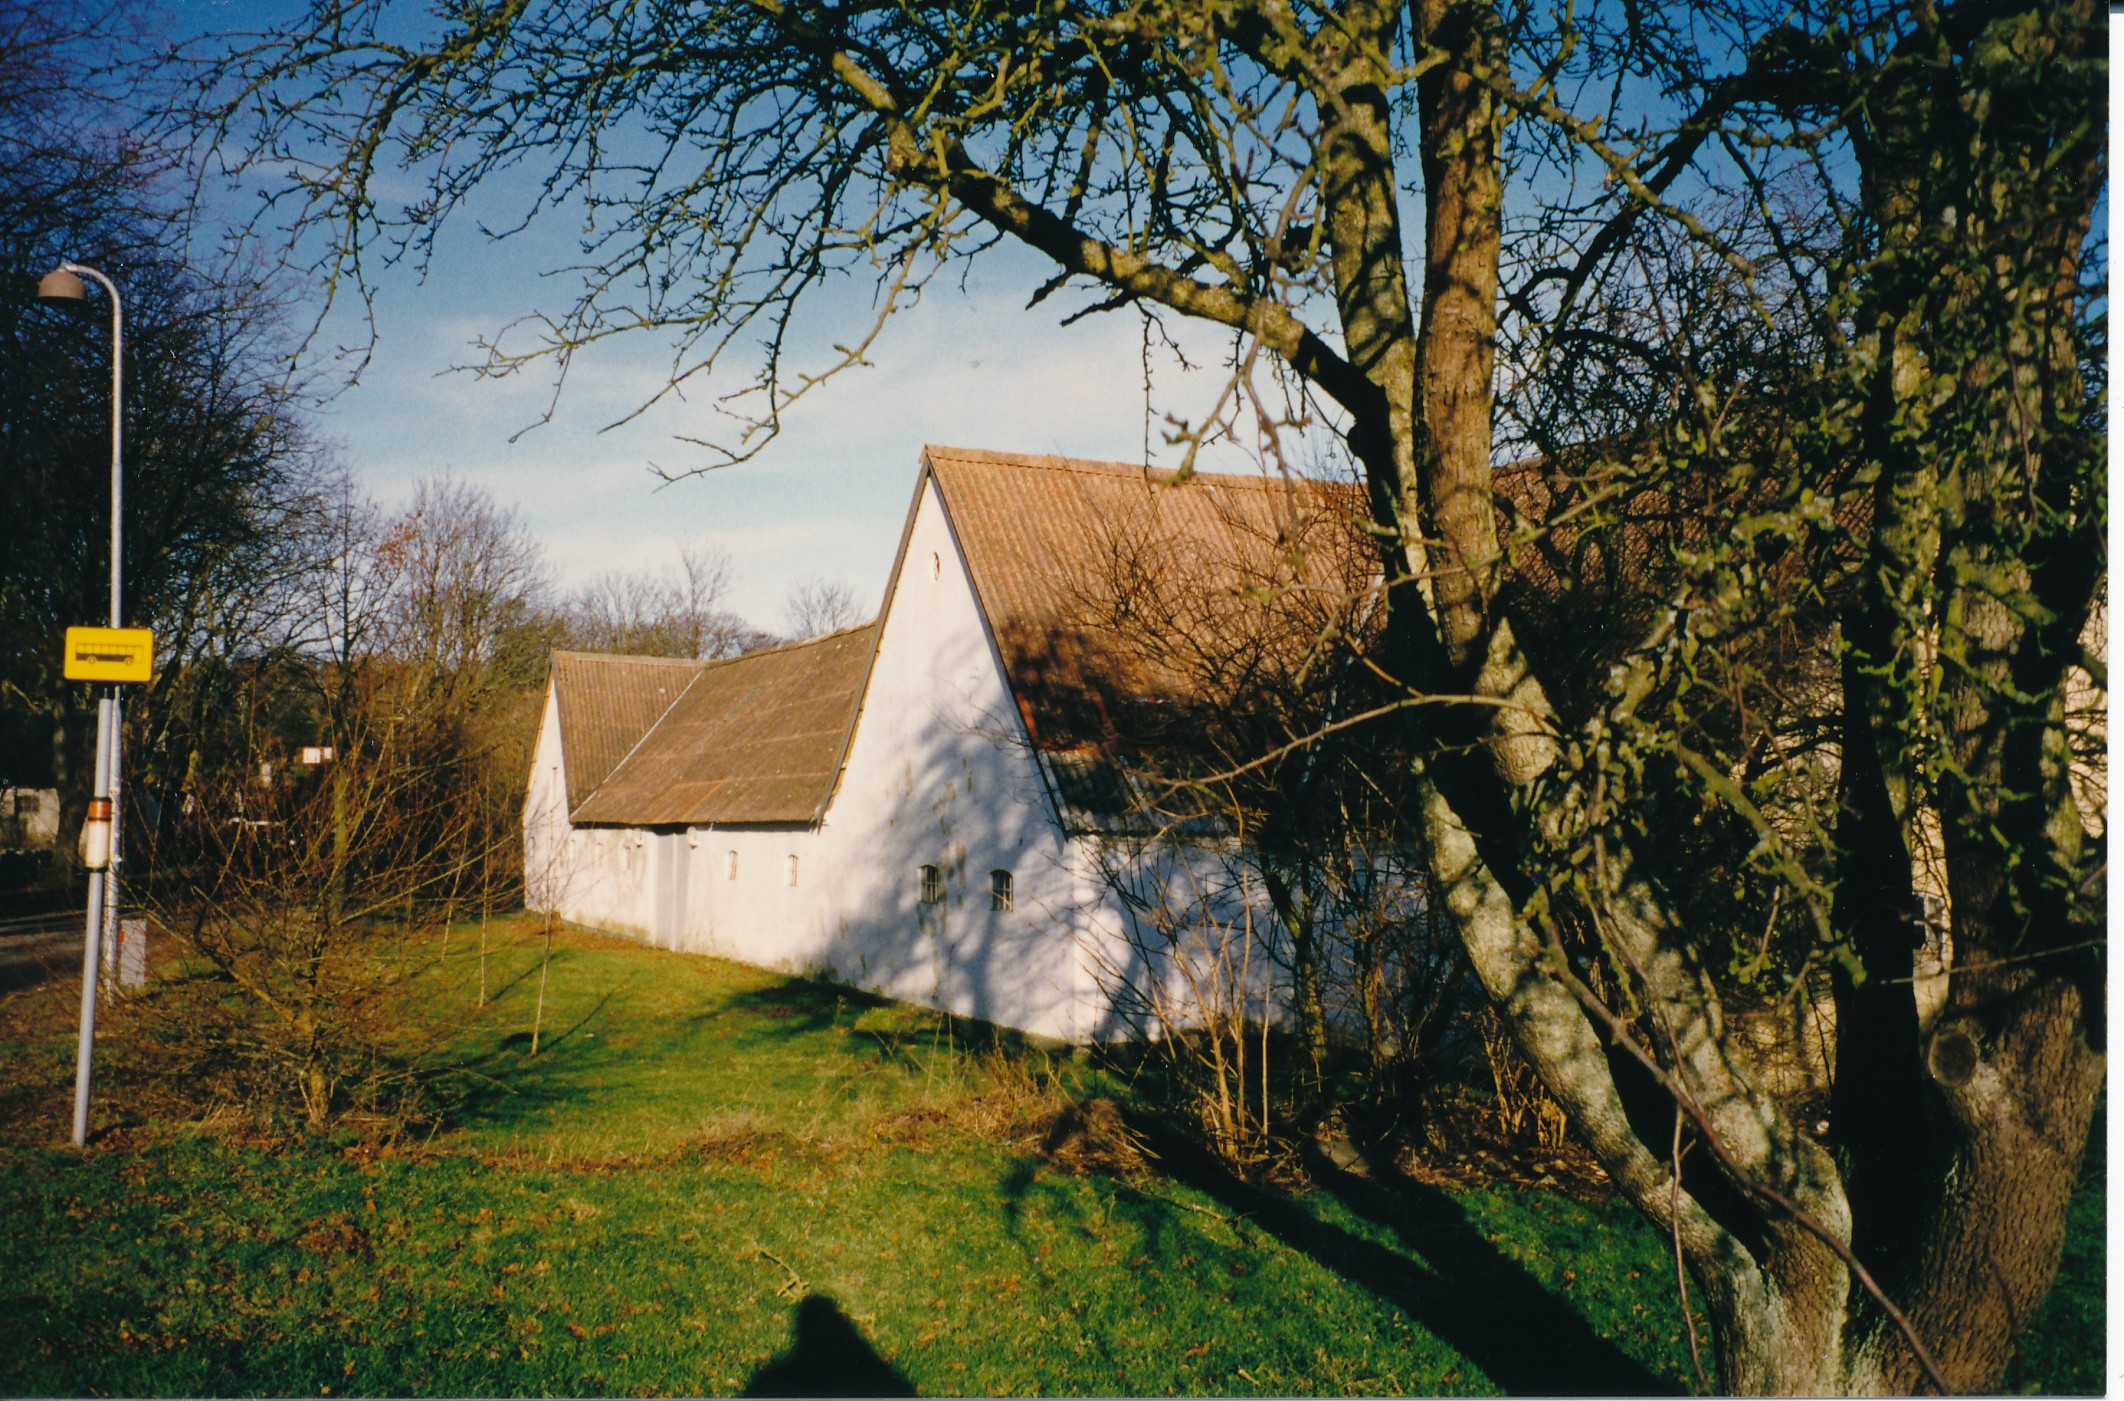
[36,267,87,303]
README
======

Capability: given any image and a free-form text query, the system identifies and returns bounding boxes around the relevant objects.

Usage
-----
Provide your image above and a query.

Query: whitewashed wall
[522,473,1122,1042]
[523,686,682,944]
[1071,835,1295,1042]
[520,685,571,911]
[685,474,1108,1040]
[861,473,1108,1037]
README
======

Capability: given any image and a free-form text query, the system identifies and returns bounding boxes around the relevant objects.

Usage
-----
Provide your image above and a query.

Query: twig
[1671,1106,1709,1395]
[748,1240,808,1299]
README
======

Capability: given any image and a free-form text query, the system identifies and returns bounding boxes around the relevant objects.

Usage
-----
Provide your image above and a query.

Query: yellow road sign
[64,626,155,684]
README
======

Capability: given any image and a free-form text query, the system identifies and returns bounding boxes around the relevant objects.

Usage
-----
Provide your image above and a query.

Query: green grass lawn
[0,917,2101,1396]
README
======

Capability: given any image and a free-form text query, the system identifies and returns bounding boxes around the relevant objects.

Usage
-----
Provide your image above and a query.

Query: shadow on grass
[494,990,615,1054]
[741,1293,915,1397]
[1101,1121,1677,1397]
[715,977,1050,1072]
[433,989,622,1132]
[705,979,865,1040]
[474,947,561,1007]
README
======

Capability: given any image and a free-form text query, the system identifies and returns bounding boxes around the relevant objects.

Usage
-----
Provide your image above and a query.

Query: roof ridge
[690,618,879,672]
[551,650,713,668]
[922,444,1342,492]
[554,621,876,676]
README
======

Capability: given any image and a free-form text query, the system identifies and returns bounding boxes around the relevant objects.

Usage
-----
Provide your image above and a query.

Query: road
[0,908,88,996]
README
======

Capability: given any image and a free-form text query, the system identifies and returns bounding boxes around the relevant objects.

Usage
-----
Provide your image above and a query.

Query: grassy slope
[0,918,2099,1396]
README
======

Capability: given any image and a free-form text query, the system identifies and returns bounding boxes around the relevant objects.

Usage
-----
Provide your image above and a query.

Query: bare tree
[147,477,551,1128]
[560,541,764,659]
[782,578,865,640]
[380,476,552,687]
[1054,475,1468,1159]
[190,0,2104,1388]
[2,0,323,882]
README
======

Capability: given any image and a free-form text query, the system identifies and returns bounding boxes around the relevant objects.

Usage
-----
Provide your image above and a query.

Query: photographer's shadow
[741,1293,915,1397]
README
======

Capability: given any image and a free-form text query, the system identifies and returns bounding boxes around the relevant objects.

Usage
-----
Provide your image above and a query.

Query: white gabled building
[523,445,1362,1042]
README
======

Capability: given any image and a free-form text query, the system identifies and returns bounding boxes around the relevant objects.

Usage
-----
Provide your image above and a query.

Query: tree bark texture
[1829,3,2107,1388]
[1358,0,2102,1391]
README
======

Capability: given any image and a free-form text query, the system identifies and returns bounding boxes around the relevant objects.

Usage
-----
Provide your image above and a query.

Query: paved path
[0,910,87,996]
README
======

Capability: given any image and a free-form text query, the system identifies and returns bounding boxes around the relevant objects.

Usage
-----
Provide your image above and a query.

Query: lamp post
[38,262,122,1149]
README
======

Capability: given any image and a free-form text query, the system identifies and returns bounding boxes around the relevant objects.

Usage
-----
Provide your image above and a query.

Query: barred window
[786,854,799,887]
[989,869,1013,912]
[919,864,944,904]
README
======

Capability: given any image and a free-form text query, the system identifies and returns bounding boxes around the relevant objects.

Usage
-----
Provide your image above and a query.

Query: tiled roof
[569,623,879,826]
[921,446,1378,834]
[550,652,709,812]
[923,445,1372,750]
[556,445,1828,837]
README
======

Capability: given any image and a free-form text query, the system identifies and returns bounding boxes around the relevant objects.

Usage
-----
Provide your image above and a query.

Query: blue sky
[161,0,1289,631]
[301,230,1252,627]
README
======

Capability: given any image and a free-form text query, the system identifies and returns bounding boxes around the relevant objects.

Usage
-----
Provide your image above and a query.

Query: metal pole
[64,263,121,1149]
[72,697,114,1146]
[69,262,124,631]
[93,264,122,958]
[102,701,123,985]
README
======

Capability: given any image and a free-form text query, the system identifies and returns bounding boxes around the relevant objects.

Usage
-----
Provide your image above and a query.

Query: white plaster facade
[524,470,1126,1041]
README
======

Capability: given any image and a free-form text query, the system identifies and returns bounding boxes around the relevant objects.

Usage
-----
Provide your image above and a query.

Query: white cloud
[322,234,1339,630]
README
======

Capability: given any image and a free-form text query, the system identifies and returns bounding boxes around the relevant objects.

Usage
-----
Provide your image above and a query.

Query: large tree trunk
[1830,3,2108,1387]
[1377,0,2104,1392]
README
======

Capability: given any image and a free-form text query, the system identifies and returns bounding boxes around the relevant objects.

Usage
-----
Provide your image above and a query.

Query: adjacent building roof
[562,623,880,827]
[550,652,712,812]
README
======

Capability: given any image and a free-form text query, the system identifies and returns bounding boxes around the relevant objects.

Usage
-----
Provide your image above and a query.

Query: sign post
[64,629,151,1147]
[43,260,130,1149]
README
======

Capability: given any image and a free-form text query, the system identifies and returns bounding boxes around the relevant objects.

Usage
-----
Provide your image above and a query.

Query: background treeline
[0,1,863,1124]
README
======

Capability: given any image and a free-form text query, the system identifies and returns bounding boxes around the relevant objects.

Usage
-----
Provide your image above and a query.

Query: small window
[931,551,941,580]
[919,864,944,904]
[727,850,739,880]
[989,869,1013,912]
[786,854,799,887]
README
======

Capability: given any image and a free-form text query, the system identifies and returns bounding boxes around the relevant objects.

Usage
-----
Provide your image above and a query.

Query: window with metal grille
[919,864,944,904]
[786,854,799,887]
[989,869,1013,912]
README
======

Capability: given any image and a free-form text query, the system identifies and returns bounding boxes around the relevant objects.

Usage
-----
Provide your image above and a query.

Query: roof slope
[570,622,880,826]
[551,652,709,812]
[923,445,1376,832]
[923,445,1369,747]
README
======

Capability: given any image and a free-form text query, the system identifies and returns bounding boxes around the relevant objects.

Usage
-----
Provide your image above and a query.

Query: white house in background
[523,445,1361,1042]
